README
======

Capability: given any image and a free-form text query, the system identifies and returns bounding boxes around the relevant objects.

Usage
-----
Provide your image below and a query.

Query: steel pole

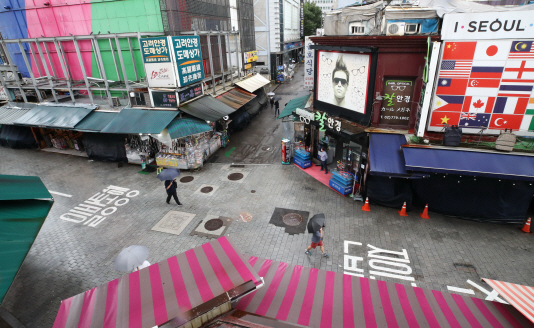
[73,37,94,103]
[91,36,113,106]
[18,41,42,102]
[108,38,121,82]
[53,39,75,102]
[206,33,216,94]
[35,41,58,102]
[217,34,225,91]
[127,37,139,81]
[225,34,233,85]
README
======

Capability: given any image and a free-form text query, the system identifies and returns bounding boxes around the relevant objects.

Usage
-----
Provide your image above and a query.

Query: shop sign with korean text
[300,0,304,37]
[315,110,342,132]
[442,11,534,40]
[304,37,314,89]
[244,50,258,63]
[379,79,414,126]
[171,36,205,87]
[177,83,203,104]
[149,89,178,108]
[140,37,177,88]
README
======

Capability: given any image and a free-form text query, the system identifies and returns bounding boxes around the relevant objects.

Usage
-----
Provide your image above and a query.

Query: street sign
[140,37,177,88]
[177,83,203,104]
[149,89,178,108]
[170,36,205,87]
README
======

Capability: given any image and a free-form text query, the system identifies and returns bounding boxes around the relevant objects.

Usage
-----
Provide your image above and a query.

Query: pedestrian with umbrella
[305,213,329,257]
[114,245,151,272]
[157,168,183,205]
[274,97,281,118]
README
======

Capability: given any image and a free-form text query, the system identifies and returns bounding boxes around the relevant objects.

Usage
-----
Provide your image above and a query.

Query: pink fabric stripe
[297,267,319,326]
[414,287,441,328]
[360,278,377,328]
[256,262,288,316]
[219,236,257,283]
[275,265,303,321]
[248,256,259,267]
[492,302,525,328]
[471,298,505,328]
[320,271,336,328]
[451,294,483,328]
[377,280,399,328]
[395,283,420,328]
[52,297,74,328]
[167,256,192,311]
[77,288,97,328]
[431,290,462,328]
[185,249,214,303]
[149,264,169,325]
[342,275,355,328]
[237,259,273,310]
[128,271,142,328]
[103,279,119,328]
[202,243,235,291]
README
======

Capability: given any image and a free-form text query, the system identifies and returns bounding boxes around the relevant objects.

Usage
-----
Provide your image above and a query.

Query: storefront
[269,41,303,81]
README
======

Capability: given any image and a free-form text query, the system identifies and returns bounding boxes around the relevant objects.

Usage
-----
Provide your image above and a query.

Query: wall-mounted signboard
[177,83,204,104]
[379,79,415,126]
[149,89,178,108]
[140,37,177,88]
[245,50,258,63]
[171,36,205,87]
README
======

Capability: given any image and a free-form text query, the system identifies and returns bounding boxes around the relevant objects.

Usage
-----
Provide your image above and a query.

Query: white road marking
[447,286,475,295]
[49,191,72,198]
[466,279,508,304]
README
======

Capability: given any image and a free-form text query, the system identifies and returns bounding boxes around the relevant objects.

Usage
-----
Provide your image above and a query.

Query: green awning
[101,108,179,134]
[13,104,96,129]
[166,117,212,139]
[179,96,235,122]
[74,111,119,132]
[0,175,54,303]
[277,95,311,119]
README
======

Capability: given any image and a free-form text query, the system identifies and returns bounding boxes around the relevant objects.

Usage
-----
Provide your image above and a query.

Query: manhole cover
[204,219,224,231]
[251,190,256,193]
[180,176,194,183]
[282,213,303,226]
[228,173,244,181]
[240,212,253,222]
[200,186,214,193]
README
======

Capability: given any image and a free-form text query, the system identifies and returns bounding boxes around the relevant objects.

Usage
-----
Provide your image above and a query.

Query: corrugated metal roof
[73,111,119,132]
[101,108,179,134]
[179,96,235,122]
[166,117,212,139]
[13,105,94,129]
[215,88,257,110]
[234,74,270,93]
[0,102,37,125]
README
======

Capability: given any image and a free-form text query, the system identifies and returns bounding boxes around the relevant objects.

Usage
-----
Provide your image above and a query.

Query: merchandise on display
[125,135,159,165]
[39,128,84,152]
[155,131,221,170]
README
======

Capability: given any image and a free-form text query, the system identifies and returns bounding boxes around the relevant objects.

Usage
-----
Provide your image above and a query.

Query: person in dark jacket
[270,97,274,109]
[165,179,182,205]
[274,100,280,118]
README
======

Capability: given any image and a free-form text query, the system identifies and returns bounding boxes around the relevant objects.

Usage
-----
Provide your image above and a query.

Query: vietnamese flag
[436,78,468,95]
[489,114,523,130]
[442,42,477,60]
[429,111,461,127]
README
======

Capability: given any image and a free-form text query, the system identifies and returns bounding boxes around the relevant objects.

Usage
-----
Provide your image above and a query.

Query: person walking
[165,179,182,205]
[274,100,280,118]
[305,227,329,257]
[318,147,328,174]
[270,97,274,109]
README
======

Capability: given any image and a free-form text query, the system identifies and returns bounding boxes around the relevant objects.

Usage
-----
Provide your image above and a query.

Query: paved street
[1,71,534,327]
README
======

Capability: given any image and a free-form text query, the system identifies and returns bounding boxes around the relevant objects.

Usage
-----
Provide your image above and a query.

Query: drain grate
[200,186,214,193]
[230,164,245,168]
[180,176,194,183]
[283,213,303,226]
[228,173,244,181]
[204,218,224,231]
[251,190,256,193]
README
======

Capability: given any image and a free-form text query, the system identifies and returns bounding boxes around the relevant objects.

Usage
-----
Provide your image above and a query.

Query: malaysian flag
[439,60,473,78]
[509,41,534,59]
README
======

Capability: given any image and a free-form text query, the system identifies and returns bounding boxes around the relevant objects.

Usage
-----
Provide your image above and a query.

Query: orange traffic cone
[362,197,371,212]
[521,217,532,233]
[420,204,430,219]
[398,202,408,217]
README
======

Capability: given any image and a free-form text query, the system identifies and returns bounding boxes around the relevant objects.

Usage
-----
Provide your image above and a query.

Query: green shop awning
[179,96,235,122]
[166,117,212,139]
[101,108,179,134]
[0,175,54,303]
[277,95,311,119]
[74,111,119,132]
[0,102,37,125]
[13,103,97,129]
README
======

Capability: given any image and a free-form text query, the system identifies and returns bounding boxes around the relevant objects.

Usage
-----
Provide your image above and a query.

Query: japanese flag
[473,41,512,61]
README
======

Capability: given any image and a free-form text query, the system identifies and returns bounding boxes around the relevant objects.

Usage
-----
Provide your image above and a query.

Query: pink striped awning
[238,257,534,328]
[483,278,534,324]
[53,236,260,328]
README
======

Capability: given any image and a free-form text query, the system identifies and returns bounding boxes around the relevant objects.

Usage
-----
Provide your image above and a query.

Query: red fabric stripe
[515,97,530,115]
[149,264,168,325]
[52,297,73,328]
[167,256,192,312]
[492,302,525,328]
[360,278,377,328]
[451,294,483,328]
[77,288,97,328]
[237,259,273,310]
[486,97,496,113]
[185,249,214,303]
[255,262,288,316]
[498,93,531,97]
[103,279,118,328]
[342,275,355,328]
[431,290,462,328]
[395,283,420,328]
[275,265,303,321]
[320,271,336,328]
[377,280,399,328]
[492,280,534,321]
[414,287,441,328]
[297,268,319,326]
[202,243,234,291]
[128,271,142,328]
[218,236,257,284]
[501,80,534,83]
[471,297,505,328]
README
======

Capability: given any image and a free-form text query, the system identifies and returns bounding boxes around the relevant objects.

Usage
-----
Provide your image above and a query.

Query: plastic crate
[329,179,353,195]
[330,171,353,188]
[293,156,311,169]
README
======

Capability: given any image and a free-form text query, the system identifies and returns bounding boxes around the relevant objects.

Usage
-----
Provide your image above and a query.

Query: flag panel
[493,97,529,115]
[436,78,468,95]
[509,41,534,59]
[520,114,534,131]
[502,60,534,80]
[462,96,495,113]
[488,114,523,130]
[459,113,490,128]
[442,42,477,60]
[473,41,511,61]
[439,60,472,78]
[429,111,461,127]
[434,95,464,111]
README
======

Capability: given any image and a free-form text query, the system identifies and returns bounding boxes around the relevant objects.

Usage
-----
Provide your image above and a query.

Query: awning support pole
[225,33,233,85]
[91,36,113,106]
[114,34,130,92]
[127,37,139,82]
[18,41,43,102]
[207,32,216,95]
[53,39,76,103]
[217,33,225,91]
[35,40,58,103]
[108,38,122,82]
[72,37,94,103]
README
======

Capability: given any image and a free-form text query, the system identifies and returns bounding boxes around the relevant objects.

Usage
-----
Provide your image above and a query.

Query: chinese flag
[443,42,477,60]
[489,114,523,130]
[430,111,461,127]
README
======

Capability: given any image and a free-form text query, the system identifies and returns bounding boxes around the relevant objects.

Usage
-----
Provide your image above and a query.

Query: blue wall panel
[0,0,29,77]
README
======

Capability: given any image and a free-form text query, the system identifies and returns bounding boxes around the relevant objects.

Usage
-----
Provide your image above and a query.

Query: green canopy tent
[0,175,54,304]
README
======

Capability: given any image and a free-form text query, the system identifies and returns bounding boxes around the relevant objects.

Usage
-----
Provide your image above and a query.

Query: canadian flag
[462,96,495,113]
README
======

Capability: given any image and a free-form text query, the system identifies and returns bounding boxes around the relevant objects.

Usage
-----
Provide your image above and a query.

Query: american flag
[439,60,473,78]
[509,41,534,59]
[461,112,477,120]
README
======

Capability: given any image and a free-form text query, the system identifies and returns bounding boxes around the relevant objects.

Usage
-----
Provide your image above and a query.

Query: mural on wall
[316,51,370,114]
[428,40,534,135]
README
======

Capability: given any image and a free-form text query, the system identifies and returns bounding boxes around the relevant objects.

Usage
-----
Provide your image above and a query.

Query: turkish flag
[442,42,477,60]
[429,111,461,127]
[489,114,523,130]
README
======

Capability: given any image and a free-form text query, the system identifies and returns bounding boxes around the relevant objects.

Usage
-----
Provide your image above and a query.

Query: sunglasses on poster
[322,56,333,64]
[391,86,406,91]
[333,78,347,86]
[352,66,365,75]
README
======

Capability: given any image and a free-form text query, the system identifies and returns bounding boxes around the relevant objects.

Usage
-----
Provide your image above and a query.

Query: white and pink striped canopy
[484,278,534,325]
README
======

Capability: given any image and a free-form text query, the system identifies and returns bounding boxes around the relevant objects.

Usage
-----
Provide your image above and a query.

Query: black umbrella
[273,96,282,101]
[307,213,326,233]
[157,168,180,181]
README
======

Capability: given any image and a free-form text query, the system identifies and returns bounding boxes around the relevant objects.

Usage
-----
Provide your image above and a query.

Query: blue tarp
[369,133,425,178]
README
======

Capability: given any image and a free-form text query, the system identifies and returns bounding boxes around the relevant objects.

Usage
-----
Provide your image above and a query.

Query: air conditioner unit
[129,92,149,107]
[386,22,405,36]
[405,23,420,34]
[349,22,366,35]
[111,97,121,107]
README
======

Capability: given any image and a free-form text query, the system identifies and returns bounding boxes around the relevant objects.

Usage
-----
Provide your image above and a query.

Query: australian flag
[459,113,490,128]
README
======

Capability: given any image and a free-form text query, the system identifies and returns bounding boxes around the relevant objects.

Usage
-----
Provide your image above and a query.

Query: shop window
[378,78,415,127]
[256,61,265,66]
